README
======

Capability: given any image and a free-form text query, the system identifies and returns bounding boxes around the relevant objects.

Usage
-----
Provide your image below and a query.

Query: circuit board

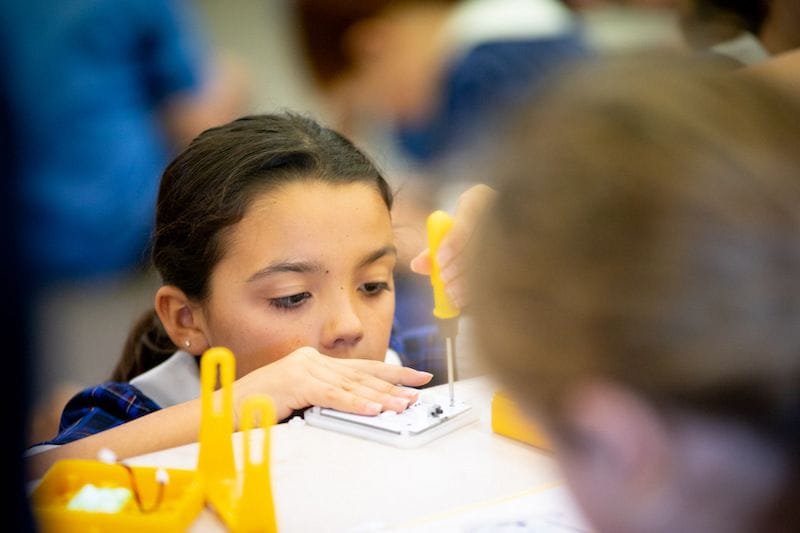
[303,398,477,448]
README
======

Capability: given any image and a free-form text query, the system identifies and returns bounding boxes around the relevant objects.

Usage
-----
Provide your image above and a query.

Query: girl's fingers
[270,348,434,416]
[305,380,384,416]
[339,358,434,387]
[308,361,421,413]
[318,356,433,412]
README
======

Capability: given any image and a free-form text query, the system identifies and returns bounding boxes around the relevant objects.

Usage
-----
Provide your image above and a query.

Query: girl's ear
[555,380,673,529]
[154,285,210,356]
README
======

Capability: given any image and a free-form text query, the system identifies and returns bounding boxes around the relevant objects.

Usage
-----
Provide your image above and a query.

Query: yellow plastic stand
[491,391,551,451]
[197,347,278,533]
[237,396,277,533]
[30,346,278,532]
[198,347,236,485]
[30,460,204,532]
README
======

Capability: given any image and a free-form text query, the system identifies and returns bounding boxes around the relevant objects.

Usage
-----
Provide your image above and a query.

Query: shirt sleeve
[31,382,162,447]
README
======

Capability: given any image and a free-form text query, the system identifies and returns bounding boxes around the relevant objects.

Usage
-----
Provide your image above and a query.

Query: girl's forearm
[26,397,203,481]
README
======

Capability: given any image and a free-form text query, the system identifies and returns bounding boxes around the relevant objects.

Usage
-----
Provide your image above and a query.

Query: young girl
[27,113,434,479]
[470,55,800,533]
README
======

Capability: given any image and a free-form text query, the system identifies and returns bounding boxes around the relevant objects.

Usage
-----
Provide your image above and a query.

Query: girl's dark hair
[112,113,392,381]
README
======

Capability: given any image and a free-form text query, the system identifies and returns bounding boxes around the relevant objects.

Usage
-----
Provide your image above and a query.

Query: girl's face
[198,180,396,378]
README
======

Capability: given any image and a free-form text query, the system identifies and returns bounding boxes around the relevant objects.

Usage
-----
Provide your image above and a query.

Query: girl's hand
[410,184,496,309]
[233,347,433,422]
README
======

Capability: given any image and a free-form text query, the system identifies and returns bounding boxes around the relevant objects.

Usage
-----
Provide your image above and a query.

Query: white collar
[130,350,200,408]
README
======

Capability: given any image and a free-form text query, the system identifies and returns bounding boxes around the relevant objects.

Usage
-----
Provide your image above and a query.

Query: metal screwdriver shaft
[427,210,460,407]
[445,336,455,407]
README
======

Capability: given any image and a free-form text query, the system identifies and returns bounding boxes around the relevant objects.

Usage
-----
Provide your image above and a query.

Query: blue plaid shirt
[40,382,161,446]
[33,326,447,448]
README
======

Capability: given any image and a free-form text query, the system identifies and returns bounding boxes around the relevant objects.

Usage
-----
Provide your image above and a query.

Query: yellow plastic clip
[197,347,236,485]
[197,347,279,532]
[426,210,460,320]
[238,395,278,533]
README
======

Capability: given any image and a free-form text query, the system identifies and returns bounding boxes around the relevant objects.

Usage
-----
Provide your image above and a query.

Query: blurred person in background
[292,0,584,174]
[559,0,686,51]
[0,0,251,445]
[291,0,585,380]
[471,54,800,533]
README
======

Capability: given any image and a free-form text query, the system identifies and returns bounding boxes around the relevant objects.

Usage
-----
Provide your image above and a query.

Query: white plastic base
[303,399,477,448]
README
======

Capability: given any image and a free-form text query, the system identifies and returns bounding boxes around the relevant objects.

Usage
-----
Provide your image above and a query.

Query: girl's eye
[360,282,390,296]
[270,292,312,310]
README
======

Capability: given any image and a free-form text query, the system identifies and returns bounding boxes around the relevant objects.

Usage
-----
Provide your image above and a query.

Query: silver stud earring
[184,339,191,348]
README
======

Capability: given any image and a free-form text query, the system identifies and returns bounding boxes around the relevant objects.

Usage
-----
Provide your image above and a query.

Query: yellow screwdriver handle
[427,210,460,319]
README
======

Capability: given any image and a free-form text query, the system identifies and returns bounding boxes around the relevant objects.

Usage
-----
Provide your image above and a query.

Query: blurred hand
[410,184,496,309]
[233,346,433,422]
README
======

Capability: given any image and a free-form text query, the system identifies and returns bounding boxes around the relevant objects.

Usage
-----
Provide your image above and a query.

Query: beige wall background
[195,0,321,115]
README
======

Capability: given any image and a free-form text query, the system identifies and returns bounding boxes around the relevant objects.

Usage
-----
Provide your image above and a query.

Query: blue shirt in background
[398,36,588,166]
[1,0,205,283]
[396,0,589,168]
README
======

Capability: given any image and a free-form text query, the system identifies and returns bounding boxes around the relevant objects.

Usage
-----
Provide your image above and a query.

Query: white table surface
[125,376,583,532]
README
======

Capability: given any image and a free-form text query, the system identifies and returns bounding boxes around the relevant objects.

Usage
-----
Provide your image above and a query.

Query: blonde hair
[471,53,800,522]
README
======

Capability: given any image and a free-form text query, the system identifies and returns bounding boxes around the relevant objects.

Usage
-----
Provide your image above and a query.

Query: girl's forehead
[249,179,388,212]
[219,180,394,266]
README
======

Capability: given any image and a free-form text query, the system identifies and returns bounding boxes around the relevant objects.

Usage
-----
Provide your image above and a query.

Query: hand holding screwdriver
[426,210,460,407]
[411,184,496,309]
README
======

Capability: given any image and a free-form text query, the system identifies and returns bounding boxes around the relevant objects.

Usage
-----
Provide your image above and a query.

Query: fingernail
[392,397,410,411]
[416,371,434,378]
[366,401,382,414]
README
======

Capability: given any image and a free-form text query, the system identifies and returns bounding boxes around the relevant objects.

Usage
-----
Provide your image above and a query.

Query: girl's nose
[320,295,364,353]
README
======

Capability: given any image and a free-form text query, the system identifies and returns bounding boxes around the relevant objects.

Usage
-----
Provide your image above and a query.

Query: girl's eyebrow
[357,245,397,268]
[247,245,396,283]
[247,260,324,282]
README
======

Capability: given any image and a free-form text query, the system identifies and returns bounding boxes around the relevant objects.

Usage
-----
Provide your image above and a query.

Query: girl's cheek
[281,337,312,355]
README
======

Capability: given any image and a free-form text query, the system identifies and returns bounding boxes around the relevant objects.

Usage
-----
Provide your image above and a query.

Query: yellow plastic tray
[491,391,551,451]
[31,347,277,533]
[31,459,204,533]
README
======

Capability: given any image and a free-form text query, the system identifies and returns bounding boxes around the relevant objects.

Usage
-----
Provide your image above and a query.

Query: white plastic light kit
[303,398,477,448]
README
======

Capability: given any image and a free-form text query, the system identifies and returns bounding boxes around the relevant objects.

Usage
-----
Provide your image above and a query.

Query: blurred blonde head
[471,53,800,533]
